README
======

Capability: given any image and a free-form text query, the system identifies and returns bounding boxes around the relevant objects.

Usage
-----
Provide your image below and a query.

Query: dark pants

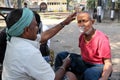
[54,51,104,80]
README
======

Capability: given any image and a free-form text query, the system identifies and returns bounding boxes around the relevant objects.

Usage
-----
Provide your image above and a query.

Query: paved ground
[0,12,120,79]
[41,13,120,79]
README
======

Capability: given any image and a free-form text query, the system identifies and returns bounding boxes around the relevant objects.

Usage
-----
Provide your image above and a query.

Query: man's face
[77,13,94,34]
[27,17,39,40]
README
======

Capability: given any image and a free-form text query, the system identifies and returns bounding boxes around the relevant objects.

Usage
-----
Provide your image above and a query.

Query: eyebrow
[77,19,89,23]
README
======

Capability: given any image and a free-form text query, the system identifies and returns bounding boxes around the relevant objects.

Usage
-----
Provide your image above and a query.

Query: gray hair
[77,11,93,20]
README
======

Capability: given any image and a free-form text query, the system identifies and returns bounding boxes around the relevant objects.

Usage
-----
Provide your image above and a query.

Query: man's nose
[78,23,84,27]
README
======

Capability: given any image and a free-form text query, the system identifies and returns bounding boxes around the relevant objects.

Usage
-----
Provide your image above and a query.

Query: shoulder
[94,30,110,45]
[9,37,39,53]
[6,37,42,62]
[95,30,109,39]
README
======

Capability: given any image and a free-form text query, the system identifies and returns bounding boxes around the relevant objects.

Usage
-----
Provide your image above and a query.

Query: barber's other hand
[62,12,76,26]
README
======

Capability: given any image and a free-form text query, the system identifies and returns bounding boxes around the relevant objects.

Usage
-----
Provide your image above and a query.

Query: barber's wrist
[59,66,66,71]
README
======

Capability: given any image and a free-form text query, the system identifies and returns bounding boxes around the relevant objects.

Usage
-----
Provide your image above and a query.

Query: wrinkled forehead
[77,12,91,20]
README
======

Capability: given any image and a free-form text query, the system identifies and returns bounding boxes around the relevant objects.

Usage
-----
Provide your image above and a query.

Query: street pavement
[42,16,120,80]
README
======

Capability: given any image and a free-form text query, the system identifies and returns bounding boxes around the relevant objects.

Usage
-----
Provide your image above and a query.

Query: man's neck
[84,28,96,42]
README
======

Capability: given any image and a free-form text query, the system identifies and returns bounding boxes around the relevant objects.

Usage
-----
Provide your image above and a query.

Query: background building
[45,0,67,12]
[24,0,67,12]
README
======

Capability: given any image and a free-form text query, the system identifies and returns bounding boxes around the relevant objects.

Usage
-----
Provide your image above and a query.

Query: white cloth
[41,24,51,47]
[2,36,55,80]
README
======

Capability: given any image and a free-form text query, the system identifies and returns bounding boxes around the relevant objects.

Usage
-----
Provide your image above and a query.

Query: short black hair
[24,2,27,5]
[33,11,42,33]
[5,9,23,29]
[33,11,41,25]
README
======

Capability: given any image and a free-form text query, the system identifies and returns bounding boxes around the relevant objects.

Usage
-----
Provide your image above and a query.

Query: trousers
[54,51,104,80]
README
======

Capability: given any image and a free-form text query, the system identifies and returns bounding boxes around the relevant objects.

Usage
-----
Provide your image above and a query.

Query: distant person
[24,2,27,8]
[2,8,76,80]
[93,8,97,19]
[54,11,112,80]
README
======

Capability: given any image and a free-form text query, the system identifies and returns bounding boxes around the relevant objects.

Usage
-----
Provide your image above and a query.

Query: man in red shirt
[54,11,112,80]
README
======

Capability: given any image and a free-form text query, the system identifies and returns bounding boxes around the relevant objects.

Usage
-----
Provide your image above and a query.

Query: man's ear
[23,27,30,35]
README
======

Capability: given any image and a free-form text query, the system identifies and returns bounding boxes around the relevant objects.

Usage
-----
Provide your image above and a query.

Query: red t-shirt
[79,30,111,64]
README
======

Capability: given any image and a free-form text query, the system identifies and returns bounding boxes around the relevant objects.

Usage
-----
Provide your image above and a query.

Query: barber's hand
[62,12,76,25]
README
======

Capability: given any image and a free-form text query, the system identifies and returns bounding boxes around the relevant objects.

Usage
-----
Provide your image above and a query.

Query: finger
[71,17,76,21]
[62,57,71,62]
[66,57,70,60]
[70,12,77,17]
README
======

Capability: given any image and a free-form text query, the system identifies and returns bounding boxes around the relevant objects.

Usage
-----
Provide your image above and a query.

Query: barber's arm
[99,58,113,80]
[40,12,76,44]
[54,56,71,80]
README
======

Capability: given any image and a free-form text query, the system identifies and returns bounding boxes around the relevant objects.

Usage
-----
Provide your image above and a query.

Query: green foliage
[67,0,72,3]
[115,1,120,10]
[87,0,96,9]
[67,0,72,6]
[66,0,72,10]
[107,0,112,8]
